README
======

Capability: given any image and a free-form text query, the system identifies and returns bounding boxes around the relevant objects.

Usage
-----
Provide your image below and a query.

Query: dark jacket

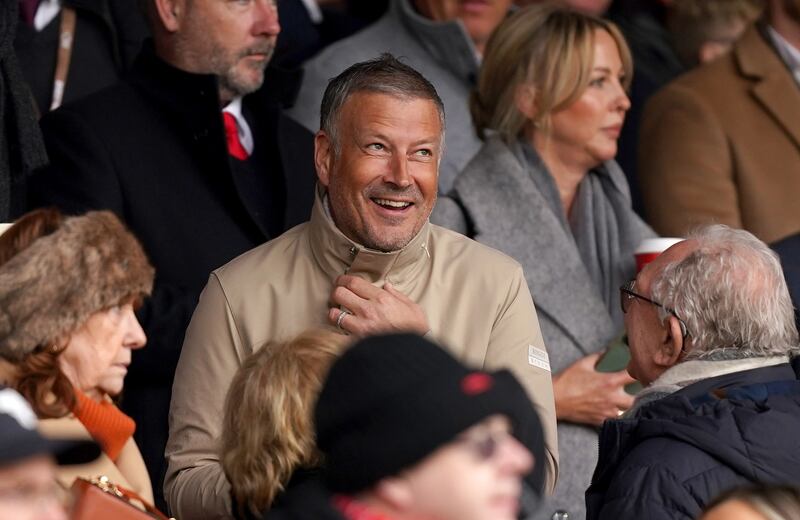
[586,363,800,520]
[262,472,344,520]
[28,42,317,509]
[14,0,149,114]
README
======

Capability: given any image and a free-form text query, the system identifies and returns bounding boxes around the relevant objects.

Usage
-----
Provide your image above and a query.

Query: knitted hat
[314,333,543,493]
[0,211,154,361]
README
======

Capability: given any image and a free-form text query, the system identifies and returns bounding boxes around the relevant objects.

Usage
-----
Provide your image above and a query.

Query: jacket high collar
[129,41,302,124]
[590,362,800,493]
[307,188,431,288]
[393,0,480,85]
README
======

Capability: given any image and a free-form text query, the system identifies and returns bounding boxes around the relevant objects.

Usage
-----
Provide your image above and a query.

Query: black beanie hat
[314,333,543,494]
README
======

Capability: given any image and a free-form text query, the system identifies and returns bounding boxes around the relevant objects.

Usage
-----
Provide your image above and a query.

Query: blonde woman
[221,329,349,519]
[433,4,654,518]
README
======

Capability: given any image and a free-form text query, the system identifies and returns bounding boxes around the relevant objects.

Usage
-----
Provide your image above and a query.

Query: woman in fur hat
[0,208,155,502]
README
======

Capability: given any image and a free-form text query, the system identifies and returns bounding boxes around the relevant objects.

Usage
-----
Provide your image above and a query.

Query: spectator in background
[166,54,557,520]
[27,0,318,508]
[0,1,47,221]
[269,333,544,520]
[606,0,684,216]
[515,0,612,15]
[433,5,653,518]
[288,0,514,194]
[667,0,763,67]
[0,386,100,520]
[586,226,800,520]
[702,485,800,520]
[221,329,348,519]
[0,209,154,501]
[270,0,377,69]
[14,0,149,114]
[639,0,800,245]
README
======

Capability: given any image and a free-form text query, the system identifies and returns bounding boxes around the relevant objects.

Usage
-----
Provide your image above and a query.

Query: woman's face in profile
[58,302,146,399]
[546,29,630,170]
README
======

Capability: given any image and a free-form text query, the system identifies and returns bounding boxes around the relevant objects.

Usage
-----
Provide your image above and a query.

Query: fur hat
[0,211,154,361]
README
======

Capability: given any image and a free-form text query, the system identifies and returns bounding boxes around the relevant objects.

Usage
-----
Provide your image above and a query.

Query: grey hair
[650,225,799,361]
[318,53,446,155]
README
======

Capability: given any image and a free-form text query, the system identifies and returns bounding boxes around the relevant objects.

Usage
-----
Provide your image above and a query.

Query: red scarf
[333,495,395,520]
[72,391,135,461]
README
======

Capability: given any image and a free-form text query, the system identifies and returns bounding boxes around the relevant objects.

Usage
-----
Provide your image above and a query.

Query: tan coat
[39,415,153,504]
[639,25,800,244]
[165,191,559,520]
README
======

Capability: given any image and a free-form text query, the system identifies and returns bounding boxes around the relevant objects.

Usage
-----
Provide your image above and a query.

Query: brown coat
[638,25,800,244]
[39,415,154,503]
[165,190,559,520]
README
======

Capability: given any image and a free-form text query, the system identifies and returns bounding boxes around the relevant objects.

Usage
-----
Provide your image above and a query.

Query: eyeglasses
[619,279,669,315]
[457,429,511,461]
[619,279,689,338]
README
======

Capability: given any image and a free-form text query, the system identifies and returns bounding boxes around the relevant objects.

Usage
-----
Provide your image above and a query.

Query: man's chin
[221,69,266,98]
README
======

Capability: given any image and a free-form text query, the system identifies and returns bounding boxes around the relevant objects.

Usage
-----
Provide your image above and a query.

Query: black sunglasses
[619,280,689,338]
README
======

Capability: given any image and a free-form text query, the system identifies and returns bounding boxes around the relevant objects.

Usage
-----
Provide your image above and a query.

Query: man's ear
[654,315,685,369]
[153,0,183,32]
[315,131,333,187]
[514,83,538,121]
[372,476,414,512]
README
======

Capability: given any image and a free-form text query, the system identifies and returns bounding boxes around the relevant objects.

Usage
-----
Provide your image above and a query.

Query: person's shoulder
[302,10,417,78]
[41,80,141,128]
[429,224,522,273]
[651,51,738,105]
[213,223,310,284]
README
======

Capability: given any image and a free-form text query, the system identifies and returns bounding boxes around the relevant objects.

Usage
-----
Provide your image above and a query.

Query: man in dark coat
[27,0,316,510]
[586,225,800,520]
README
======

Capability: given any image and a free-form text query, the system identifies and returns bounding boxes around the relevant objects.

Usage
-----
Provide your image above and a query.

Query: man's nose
[385,153,412,187]
[253,0,281,37]
[500,435,534,475]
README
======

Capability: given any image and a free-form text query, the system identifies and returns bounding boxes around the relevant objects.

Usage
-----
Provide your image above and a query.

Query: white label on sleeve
[528,345,551,372]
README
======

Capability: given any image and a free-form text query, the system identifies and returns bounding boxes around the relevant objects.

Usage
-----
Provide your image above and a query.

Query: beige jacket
[165,192,558,520]
[39,415,153,504]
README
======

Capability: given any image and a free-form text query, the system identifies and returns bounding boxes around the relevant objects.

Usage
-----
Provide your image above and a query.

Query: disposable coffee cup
[635,238,683,272]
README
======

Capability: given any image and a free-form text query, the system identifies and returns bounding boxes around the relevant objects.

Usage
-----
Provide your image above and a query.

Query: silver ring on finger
[336,309,350,330]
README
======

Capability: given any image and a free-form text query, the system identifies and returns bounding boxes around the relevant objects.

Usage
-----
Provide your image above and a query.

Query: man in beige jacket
[165,54,558,520]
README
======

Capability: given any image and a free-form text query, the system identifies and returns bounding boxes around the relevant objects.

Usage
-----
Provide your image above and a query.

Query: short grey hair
[650,225,800,361]
[318,53,446,154]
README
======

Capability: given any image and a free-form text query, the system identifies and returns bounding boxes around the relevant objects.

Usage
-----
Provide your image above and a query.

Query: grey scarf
[519,140,646,326]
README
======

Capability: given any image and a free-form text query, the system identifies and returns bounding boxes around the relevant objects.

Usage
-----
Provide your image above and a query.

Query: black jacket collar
[129,40,302,121]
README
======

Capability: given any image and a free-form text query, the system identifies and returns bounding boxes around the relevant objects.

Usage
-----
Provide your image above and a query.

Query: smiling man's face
[315,91,441,252]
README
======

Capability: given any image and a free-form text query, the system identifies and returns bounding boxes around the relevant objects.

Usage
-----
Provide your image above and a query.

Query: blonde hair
[220,328,349,517]
[471,2,632,143]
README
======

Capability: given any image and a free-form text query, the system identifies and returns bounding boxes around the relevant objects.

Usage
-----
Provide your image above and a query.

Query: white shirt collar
[299,0,323,24]
[767,25,800,86]
[222,97,254,156]
[34,0,61,31]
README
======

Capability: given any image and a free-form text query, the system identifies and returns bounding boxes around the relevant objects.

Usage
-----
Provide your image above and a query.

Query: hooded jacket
[165,188,558,519]
[586,362,800,520]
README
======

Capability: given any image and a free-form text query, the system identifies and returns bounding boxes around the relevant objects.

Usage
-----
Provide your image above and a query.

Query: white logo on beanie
[0,388,37,430]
